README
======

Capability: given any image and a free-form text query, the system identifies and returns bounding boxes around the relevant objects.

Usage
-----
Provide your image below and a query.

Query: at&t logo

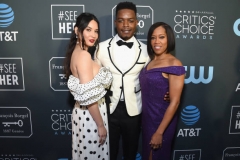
[0,3,18,41]
[0,4,14,27]
[177,105,201,137]
[233,18,240,36]
[184,66,214,84]
[181,105,200,125]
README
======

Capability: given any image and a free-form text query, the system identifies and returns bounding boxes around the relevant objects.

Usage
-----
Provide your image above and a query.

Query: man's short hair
[116,1,137,16]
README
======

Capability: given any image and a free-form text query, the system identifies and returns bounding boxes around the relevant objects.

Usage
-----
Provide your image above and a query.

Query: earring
[76,34,79,44]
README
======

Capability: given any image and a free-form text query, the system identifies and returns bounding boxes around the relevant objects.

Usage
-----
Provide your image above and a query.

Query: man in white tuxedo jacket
[97,2,150,160]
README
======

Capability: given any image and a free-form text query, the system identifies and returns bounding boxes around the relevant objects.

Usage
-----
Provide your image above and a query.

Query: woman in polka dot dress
[64,13,112,160]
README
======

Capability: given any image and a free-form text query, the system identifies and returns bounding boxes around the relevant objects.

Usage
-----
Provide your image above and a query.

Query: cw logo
[184,66,214,84]
[233,18,240,36]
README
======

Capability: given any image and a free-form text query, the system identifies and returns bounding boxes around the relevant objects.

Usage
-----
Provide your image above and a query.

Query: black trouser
[107,100,141,160]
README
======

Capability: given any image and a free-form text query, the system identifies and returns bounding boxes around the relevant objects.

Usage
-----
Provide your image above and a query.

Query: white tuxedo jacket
[97,35,150,116]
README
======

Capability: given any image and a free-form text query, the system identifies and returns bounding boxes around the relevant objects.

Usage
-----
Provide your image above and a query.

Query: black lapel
[107,37,123,74]
[122,39,142,76]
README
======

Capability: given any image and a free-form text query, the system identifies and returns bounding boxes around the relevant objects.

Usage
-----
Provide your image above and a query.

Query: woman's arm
[76,50,107,145]
[150,63,185,149]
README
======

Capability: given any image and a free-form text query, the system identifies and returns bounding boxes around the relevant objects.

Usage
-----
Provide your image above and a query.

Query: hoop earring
[76,34,78,39]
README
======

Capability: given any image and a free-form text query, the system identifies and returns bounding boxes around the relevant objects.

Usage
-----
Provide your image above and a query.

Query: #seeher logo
[181,105,200,126]
[0,3,14,28]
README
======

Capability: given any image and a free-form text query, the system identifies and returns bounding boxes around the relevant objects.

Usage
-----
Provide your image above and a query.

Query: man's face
[115,9,138,41]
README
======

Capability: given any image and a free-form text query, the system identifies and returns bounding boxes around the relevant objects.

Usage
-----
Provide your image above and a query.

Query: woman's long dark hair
[64,12,100,78]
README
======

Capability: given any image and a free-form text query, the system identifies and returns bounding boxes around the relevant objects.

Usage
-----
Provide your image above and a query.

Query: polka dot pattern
[72,98,109,160]
[68,67,113,105]
[70,67,112,160]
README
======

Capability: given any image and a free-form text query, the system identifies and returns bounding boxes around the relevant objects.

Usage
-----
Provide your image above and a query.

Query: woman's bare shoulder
[72,49,91,62]
[71,48,92,69]
[167,55,183,66]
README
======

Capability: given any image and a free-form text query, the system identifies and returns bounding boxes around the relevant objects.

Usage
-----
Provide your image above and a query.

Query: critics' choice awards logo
[184,66,213,84]
[0,3,18,41]
[233,18,240,36]
[222,147,240,160]
[51,4,85,40]
[174,10,216,40]
[173,149,201,160]
[112,5,153,41]
[0,58,25,91]
[236,83,240,92]
[51,109,72,135]
[177,105,201,137]
[49,57,68,91]
[0,154,37,160]
[229,106,240,134]
[0,107,33,138]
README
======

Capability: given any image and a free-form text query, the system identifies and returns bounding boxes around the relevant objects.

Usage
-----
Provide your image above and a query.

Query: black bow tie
[116,40,133,49]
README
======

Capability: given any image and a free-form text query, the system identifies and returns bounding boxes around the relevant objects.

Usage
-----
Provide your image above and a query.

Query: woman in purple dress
[139,22,185,160]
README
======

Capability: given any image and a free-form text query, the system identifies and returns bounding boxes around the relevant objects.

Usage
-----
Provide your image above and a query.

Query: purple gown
[139,66,185,160]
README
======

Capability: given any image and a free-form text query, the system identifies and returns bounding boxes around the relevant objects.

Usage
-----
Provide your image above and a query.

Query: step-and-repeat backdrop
[0,0,240,160]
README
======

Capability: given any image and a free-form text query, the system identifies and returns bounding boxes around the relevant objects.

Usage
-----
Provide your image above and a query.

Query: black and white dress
[68,67,112,160]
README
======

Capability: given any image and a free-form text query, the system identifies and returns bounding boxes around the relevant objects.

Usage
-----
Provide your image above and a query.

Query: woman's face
[78,20,99,49]
[151,26,168,55]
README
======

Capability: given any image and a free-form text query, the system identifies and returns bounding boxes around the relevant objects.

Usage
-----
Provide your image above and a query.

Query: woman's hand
[98,125,107,145]
[149,132,163,150]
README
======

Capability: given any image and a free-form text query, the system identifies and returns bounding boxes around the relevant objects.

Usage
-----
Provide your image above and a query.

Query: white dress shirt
[114,34,136,100]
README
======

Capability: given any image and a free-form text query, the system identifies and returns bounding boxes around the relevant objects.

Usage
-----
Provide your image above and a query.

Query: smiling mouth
[154,46,161,49]
[122,30,131,33]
